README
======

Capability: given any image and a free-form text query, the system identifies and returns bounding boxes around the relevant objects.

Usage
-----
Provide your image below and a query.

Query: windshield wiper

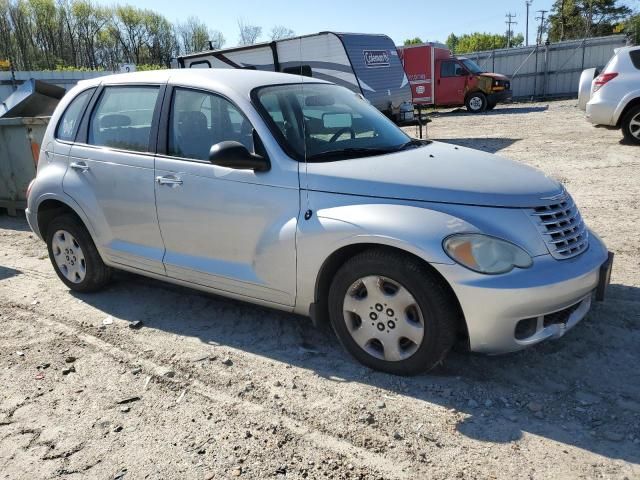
[395,138,432,151]
[306,147,397,161]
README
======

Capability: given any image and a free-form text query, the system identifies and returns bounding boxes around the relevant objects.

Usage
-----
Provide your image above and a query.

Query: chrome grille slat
[529,193,589,260]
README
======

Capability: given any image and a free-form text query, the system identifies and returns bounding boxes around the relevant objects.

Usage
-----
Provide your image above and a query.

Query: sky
[95,0,568,47]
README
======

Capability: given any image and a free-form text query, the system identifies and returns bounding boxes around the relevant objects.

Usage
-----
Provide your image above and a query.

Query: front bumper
[487,89,512,104]
[434,231,610,354]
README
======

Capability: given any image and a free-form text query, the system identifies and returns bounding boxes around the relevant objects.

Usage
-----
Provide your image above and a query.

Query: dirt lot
[1,99,639,480]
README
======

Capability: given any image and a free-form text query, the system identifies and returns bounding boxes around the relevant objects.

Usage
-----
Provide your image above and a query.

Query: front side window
[168,88,254,161]
[89,86,159,152]
[254,83,417,162]
[56,88,95,142]
[441,61,465,77]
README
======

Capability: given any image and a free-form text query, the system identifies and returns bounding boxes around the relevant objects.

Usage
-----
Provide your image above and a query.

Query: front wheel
[328,249,458,375]
[621,105,640,145]
[46,214,111,292]
[466,92,487,113]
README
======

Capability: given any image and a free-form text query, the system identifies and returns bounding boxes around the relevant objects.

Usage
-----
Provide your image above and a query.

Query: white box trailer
[177,32,414,123]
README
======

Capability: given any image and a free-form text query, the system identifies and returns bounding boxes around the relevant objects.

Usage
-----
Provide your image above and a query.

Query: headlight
[443,234,532,274]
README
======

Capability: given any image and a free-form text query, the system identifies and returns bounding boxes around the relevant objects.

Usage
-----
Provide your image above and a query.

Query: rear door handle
[70,161,89,172]
[156,175,183,187]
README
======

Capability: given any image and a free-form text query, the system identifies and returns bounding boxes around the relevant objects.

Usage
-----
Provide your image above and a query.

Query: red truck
[398,43,512,113]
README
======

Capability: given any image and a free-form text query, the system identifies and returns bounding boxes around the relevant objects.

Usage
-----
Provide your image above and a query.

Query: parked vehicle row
[26,69,612,374]
[177,32,513,120]
[579,45,640,145]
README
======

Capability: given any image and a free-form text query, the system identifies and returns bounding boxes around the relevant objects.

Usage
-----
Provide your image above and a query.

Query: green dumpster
[0,116,50,215]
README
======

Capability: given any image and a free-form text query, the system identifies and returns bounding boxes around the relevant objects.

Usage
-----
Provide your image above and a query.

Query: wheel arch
[36,196,91,241]
[311,242,469,345]
[616,96,640,127]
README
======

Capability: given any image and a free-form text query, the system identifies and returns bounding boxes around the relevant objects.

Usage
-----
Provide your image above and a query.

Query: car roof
[78,69,330,94]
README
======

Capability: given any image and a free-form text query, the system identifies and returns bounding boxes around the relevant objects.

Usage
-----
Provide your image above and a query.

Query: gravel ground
[1,99,639,480]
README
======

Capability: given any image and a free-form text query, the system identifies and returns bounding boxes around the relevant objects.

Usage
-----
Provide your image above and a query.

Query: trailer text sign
[363,50,390,68]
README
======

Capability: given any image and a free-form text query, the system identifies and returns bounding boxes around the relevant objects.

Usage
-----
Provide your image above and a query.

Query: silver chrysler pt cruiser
[26,69,613,375]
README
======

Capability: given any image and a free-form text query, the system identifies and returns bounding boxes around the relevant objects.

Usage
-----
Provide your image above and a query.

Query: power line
[505,12,518,47]
[535,10,548,45]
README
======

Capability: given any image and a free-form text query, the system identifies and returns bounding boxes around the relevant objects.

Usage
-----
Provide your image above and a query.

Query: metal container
[0,116,49,215]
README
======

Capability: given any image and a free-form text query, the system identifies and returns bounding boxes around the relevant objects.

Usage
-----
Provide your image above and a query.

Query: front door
[154,87,298,306]
[63,84,166,275]
[436,60,468,106]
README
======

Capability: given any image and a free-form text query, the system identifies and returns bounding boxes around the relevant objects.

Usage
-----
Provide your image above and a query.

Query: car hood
[480,72,510,81]
[303,141,563,208]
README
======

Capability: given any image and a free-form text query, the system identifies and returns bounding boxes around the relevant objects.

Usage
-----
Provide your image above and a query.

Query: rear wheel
[46,215,111,292]
[621,105,640,145]
[466,92,487,113]
[328,249,458,375]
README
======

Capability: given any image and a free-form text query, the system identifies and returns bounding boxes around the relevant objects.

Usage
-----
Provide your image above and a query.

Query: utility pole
[536,10,548,45]
[505,13,517,48]
[526,0,533,46]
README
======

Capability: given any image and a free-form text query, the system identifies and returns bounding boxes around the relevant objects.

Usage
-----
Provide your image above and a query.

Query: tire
[465,92,487,113]
[328,249,458,375]
[621,105,640,145]
[46,214,111,292]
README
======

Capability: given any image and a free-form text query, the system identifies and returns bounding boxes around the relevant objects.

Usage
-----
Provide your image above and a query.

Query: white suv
[583,45,640,144]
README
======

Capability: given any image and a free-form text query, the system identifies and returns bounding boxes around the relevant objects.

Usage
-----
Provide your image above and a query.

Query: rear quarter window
[55,88,95,142]
[630,50,640,70]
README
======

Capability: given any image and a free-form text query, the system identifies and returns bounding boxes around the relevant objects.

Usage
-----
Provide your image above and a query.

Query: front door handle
[70,161,89,172]
[156,175,183,187]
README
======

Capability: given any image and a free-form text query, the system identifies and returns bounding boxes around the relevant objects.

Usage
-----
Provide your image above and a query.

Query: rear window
[88,86,160,152]
[55,88,94,142]
[630,50,640,70]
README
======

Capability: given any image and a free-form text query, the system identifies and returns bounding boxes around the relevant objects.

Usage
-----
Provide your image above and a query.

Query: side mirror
[209,141,270,172]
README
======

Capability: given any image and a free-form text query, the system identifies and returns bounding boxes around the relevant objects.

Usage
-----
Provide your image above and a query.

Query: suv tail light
[593,72,618,92]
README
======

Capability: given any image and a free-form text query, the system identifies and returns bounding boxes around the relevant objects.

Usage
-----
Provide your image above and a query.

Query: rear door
[153,86,298,306]
[436,60,467,106]
[63,84,166,275]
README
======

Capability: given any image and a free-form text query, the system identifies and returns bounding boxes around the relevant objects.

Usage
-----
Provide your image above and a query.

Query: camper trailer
[177,32,414,123]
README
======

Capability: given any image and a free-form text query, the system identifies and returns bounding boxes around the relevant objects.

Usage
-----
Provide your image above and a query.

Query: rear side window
[168,88,254,161]
[630,50,640,70]
[89,86,160,152]
[55,88,94,142]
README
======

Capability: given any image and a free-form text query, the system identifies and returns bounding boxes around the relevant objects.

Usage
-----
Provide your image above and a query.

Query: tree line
[406,0,638,53]
[0,0,295,71]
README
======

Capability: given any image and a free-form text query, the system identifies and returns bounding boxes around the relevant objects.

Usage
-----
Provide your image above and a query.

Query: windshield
[461,58,484,74]
[253,83,419,162]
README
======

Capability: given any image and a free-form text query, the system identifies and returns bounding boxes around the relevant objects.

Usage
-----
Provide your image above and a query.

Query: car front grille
[530,194,589,260]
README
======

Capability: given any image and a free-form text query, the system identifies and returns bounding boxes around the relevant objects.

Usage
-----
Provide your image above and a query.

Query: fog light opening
[515,317,538,340]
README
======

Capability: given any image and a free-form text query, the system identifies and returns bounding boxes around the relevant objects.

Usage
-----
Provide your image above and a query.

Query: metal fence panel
[462,35,628,99]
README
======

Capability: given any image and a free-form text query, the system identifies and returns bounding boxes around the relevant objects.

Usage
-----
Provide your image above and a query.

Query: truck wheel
[466,92,487,113]
[328,249,458,375]
[621,105,640,145]
[46,214,111,292]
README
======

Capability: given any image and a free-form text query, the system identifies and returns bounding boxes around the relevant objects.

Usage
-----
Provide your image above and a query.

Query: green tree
[548,0,632,41]
[453,32,524,53]
[403,37,423,46]
[445,33,458,52]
